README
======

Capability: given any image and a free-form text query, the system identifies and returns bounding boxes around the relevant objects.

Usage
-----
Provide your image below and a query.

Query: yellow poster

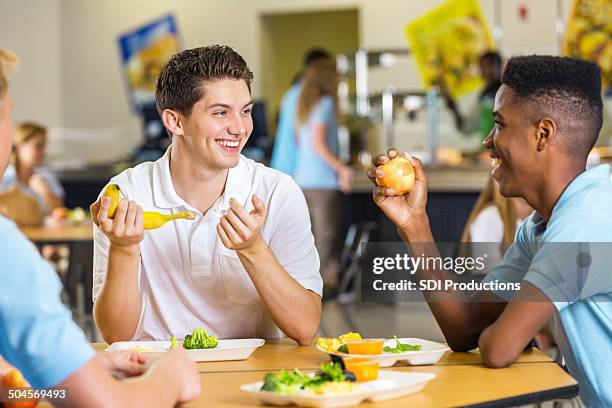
[405,0,494,99]
[563,0,611,91]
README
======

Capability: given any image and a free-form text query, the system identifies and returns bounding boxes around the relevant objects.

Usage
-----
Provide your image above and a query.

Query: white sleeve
[92,222,110,303]
[265,177,323,297]
[469,205,504,243]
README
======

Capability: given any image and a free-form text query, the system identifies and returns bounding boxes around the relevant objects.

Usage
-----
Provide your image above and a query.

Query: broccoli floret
[182,328,218,349]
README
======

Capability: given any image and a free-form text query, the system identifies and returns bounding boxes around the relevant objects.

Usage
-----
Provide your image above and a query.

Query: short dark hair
[156,45,253,117]
[501,55,603,158]
[480,51,502,68]
[303,48,331,67]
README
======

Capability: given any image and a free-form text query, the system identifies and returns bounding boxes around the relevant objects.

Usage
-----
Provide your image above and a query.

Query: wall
[2,0,576,137]
[0,0,62,126]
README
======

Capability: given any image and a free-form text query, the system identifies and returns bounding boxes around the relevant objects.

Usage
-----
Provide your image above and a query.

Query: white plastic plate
[316,338,450,367]
[105,338,265,362]
[241,370,436,408]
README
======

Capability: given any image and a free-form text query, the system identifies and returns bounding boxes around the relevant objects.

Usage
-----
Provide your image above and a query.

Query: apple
[375,156,415,195]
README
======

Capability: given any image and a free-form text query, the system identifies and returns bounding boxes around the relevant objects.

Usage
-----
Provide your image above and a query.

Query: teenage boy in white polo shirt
[91,46,323,345]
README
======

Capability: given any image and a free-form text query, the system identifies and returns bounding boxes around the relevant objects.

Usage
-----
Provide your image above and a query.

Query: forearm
[58,356,181,408]
[94,245,142,343]
[237,241,322,345]
[312,139,344,172]
[397,215,504,350]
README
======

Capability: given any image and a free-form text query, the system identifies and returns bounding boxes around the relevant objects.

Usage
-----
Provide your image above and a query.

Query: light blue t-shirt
[484,164,612,407]
[0,164,65,214]
[293,95,339,190]
[0,216,94,388]
[270,83,301,176]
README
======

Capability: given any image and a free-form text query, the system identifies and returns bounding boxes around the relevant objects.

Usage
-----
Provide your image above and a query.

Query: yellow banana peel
[103,183,196,230]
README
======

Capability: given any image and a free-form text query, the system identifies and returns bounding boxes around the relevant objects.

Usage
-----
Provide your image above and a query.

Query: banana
[103,184,121,218]
[143,211,195,230]
[102,183,195,230]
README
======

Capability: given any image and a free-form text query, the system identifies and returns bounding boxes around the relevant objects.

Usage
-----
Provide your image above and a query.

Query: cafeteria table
[92,340,578,407]
[21,223,94,324]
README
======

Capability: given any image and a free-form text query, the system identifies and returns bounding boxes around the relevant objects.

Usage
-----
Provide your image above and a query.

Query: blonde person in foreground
[90,45,322,345]
[0,49,200,407]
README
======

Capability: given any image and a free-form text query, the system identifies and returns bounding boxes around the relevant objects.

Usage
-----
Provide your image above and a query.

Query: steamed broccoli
[182,328,218,349]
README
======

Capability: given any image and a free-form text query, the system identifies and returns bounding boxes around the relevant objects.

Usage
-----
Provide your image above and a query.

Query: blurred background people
[270,48,332,176]
[0,122,64,218]
[461,176,531,244]
[293,59,352,291]
[444,51,504,142]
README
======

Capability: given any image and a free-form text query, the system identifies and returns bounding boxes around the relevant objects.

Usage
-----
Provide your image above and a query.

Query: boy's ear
[161,109,184,136]
[535,117,556,152]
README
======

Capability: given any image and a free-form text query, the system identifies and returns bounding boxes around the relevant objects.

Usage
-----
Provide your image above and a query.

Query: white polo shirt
[93,149,322,340]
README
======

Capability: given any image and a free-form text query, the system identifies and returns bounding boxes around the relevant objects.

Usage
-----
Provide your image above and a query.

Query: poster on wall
[118,14,181,111]
[405,0,494,99]
[563,0,611,92]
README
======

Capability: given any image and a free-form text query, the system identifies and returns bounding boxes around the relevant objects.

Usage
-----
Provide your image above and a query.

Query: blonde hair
[11,122,47,172]
[296,59,338,125]
[0,48,18,101]
[461,177,518,244]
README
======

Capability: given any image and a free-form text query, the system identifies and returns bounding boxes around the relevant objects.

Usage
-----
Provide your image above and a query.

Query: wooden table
[94,340,577,407]
[189,363,577,408]
[21,222,93,243]
[92,339,554,373]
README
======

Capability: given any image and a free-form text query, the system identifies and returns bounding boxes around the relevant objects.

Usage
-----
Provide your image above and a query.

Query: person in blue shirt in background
[293,59,353,290]
[270,48,332,176]
[0,48,200,407]
[369,56,611,406]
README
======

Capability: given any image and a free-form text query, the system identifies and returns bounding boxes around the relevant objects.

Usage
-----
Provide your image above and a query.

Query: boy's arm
[217,193,322,345]
[57,348,200,408]
[91,196,144,343]
[370,150,508,351]
[478,283,555,367]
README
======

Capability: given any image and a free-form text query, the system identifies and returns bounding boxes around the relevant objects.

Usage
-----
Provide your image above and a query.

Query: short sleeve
[310,96,334,126]
[0,217,95,388]
[524,203,612,311]
[265,177,323,297]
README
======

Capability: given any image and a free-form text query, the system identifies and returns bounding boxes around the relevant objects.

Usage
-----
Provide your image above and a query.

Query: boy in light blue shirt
[369,55,611,406]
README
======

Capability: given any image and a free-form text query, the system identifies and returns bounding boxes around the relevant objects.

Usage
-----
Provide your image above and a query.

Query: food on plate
[103,183,195,230]
[316,331,362,353]
[169,335,178,349]
[130,345,165,352]
[181,328,218,349]
[51,207,69,222]
[344,338,385,355]
[383,336,422,353]
[260,362,359,395]
[375,156,416,195]
[1,368,39,408]
[343,358,380,382]
[311,381,360,395]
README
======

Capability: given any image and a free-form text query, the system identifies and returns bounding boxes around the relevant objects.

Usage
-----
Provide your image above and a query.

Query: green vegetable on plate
[383,335,422,353]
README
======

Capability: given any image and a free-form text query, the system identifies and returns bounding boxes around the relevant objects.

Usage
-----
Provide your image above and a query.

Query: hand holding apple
[374,156,415,195]
[367,149,428,229]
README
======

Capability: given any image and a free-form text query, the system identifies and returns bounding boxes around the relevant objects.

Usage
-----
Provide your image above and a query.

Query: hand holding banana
[91,184,195,248]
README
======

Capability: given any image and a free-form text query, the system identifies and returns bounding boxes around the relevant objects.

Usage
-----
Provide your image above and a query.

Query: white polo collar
[152,147,251,211]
